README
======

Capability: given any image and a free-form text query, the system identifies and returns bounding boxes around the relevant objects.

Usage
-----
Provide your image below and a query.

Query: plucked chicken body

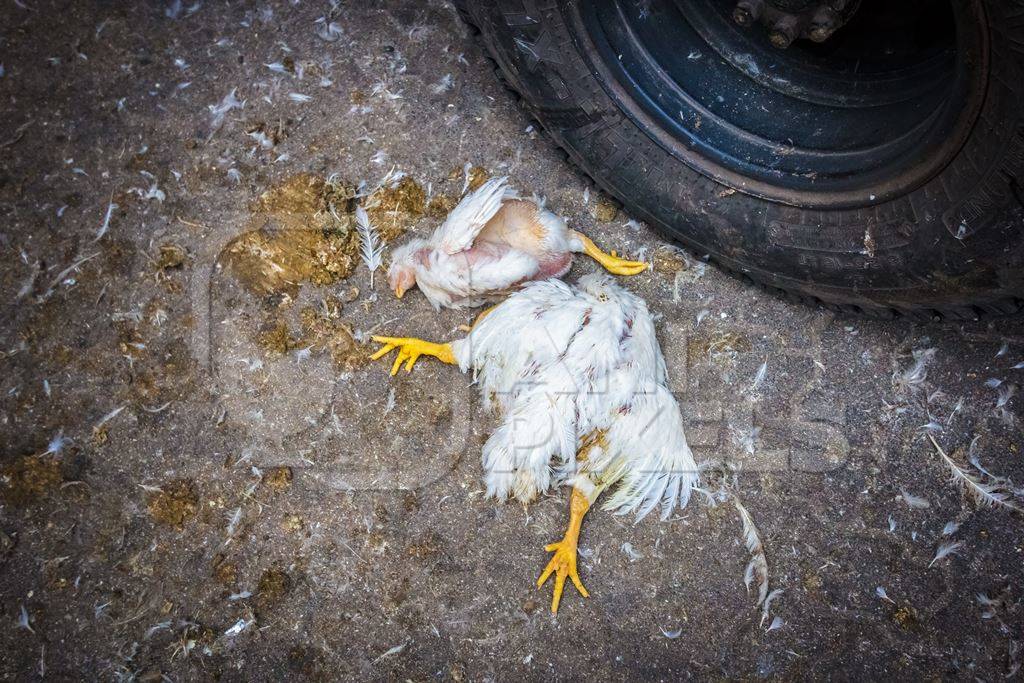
[371,274,698,612]
[387,178,647,309]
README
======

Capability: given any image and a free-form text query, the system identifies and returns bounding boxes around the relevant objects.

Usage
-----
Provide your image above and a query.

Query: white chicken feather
[452,276,688,516]
[387,177,647,309]
[372,275,697,612]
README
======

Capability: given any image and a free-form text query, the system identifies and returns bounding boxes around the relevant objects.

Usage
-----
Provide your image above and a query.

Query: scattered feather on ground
[893,347,936,392]
[355,205,383,287]
[373,639,410,663]
[928,435,1022,513]
[94,200,117,241]
[746,360,767,395]
[224,617,254,637]
[208,88,245,130]
[621,542,643,562]
[900,488,931,509]
[734,497,770,616]
[928,540,963,568]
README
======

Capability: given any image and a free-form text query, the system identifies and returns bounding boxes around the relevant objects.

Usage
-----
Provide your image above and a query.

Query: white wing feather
[455,278,587,405]
[479,385,578,503]
[593,381,698,521]
[415,247,539,310]
[452,278,589,503]
[452,275,698,516]
[434,176,509,254]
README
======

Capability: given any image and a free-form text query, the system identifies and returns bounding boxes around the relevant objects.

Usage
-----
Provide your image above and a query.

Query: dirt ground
[1,1,1023,680]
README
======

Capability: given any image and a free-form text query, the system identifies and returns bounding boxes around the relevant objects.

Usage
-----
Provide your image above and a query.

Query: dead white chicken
[372,274,697,612]
[387,177,647,309]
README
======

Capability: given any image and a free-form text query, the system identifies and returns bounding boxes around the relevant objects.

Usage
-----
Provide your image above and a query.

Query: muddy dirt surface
[1,1,1023,680]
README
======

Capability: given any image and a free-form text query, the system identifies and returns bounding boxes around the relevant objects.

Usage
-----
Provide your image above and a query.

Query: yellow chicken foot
[537,486,593,614]
[370,336,456,376]
[457,304,499,333]
[571,230,648,276]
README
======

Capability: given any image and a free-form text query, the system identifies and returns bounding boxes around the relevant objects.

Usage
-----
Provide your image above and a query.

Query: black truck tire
[457,1,1024,318]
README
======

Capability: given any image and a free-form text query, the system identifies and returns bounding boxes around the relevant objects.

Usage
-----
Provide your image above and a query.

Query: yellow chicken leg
[371,336,456,376]
[537,486,593,614]
[571,230,648,276]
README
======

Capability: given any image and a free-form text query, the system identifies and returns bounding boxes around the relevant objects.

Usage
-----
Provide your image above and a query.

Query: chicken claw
[537,538,589,614]
[606,252,648,276]
[536,486,592,613]
[370,336,456,376]
[572,231,648,276]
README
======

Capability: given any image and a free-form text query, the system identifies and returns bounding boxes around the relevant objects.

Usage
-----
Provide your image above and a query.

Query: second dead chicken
[372,275,699,613]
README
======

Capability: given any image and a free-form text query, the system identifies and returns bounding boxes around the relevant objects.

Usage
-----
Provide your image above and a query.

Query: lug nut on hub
[732,0,764,27]
[768,15,800,49]
[808,7,839,42]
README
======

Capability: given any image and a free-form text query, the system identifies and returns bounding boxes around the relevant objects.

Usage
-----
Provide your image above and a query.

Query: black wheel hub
[577,0,988,208]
